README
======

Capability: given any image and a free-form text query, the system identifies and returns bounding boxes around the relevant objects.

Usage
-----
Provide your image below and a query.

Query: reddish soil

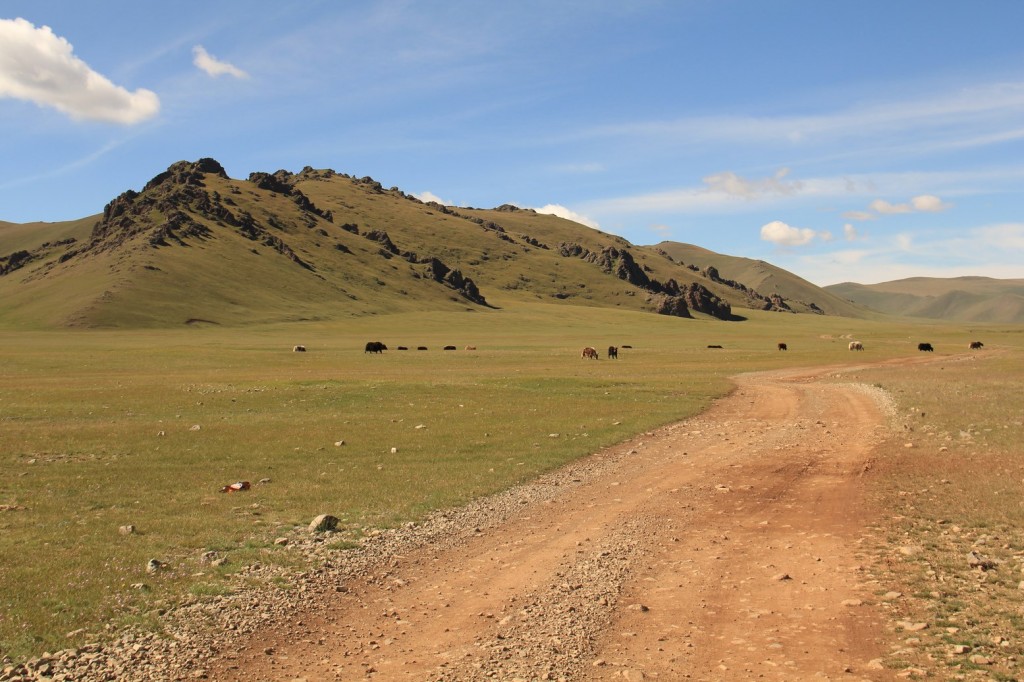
[210,365,896,681]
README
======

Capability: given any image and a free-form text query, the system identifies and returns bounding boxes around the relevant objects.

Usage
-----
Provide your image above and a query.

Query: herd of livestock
[290,340,986,356]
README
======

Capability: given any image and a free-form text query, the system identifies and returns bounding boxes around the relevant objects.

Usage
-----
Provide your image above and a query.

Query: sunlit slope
[0,158,892,329]
[826,277,1024,324]
[654,241,876,318]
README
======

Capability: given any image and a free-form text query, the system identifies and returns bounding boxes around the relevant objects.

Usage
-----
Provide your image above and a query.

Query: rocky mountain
[0,158,865,328]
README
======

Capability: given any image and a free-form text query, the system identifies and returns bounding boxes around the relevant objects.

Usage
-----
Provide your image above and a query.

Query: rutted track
[208,365,897,681]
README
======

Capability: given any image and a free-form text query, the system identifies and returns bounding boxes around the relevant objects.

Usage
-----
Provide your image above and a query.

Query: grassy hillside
[0,159,853,330]
[827,276,1024,324]
[654,241,876,318]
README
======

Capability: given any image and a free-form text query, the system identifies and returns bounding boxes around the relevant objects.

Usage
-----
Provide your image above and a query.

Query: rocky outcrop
[247,170,333,223]
[0,249,34,276]
[558,242,734,320]
[421,257,488,306]
[363,230,400,256]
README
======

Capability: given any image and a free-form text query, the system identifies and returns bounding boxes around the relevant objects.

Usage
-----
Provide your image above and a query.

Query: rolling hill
[825,277,1024,325]
[1,157,1007,329]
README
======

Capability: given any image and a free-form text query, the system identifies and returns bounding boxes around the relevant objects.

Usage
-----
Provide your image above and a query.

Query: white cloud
[911,194,952,212]
[413,190,450,205]
[760,220,819,247]
[843,223,859,241]
[862,193,953,218]
[192,45,249,79]
[0,18,159,124]
[701,167,802,199]
[534,204,600,228]
[869,199,913,215]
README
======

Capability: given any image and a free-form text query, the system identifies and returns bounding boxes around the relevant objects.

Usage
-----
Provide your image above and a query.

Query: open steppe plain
[1,304,1022,680]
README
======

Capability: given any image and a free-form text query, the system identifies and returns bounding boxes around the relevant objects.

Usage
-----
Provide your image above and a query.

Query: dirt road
[210,366,896,681]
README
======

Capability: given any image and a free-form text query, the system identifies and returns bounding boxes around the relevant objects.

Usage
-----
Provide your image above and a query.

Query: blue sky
[2,1,1023,286]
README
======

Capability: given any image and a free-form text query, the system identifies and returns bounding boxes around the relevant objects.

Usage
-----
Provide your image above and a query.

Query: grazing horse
[777,342,788,351]
[581,346,599,359]
[918,342,934,352]
[607,346,618,359]
[970,341,984,350]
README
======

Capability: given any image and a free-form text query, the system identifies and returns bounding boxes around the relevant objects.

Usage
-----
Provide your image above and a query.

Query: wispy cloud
[551,162,606,174]
[192,45,249,79]
[0,18,159,124]
[702,167,802,198]
[785,222,1024,285]
[585,80,1024,153]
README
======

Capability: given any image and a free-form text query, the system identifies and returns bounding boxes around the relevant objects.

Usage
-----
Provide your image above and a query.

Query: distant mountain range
[825,277,1024,325]
[0,158,1018,328]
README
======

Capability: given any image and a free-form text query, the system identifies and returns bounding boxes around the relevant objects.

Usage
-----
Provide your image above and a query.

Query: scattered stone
[119,524,136,535]
[189,424,202,431]
[274,537,289,546]
[146,559,164,574]
[308,514,339,533]
[897,621,929,632]
[967,551,996,570]
[772,573,792,581]
[969,654,992,665]
[334,440,345,447]
[952,644,971,654]
[882,591,902,600]
[841,599,863,607]
[390,447,398,454]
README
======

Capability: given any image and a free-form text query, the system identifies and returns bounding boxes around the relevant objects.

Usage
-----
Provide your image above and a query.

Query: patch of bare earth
[203,366,895,681]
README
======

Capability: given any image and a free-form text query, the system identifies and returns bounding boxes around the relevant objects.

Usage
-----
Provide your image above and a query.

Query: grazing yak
[581,346,599,359]
[417,346,428,351]
[396,346,409,350]
[777,342,787,351]
[621,345,633,349]
[970,341,984,350]
[918,342,934,352]
[707,344,723,349]
[607,346,618,359]
[848,341,864,351]
[364,341,387,354]
[443,345,457,351]
[292,345,306,352]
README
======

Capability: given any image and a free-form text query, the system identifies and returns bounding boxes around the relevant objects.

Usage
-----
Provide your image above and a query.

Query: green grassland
[1,304,1022,664]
